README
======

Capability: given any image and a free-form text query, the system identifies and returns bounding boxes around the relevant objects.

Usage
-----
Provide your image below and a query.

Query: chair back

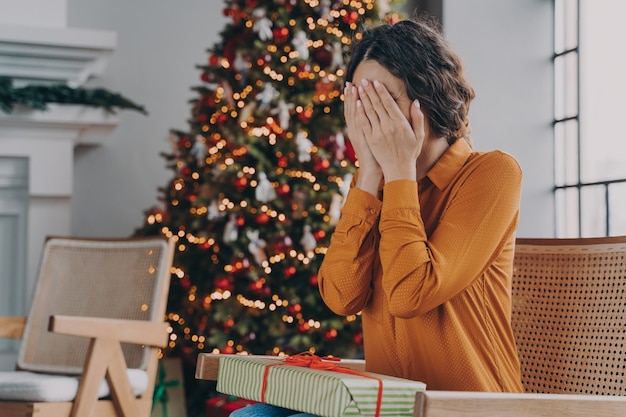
[17,236,174,375]
[511,236,626,395]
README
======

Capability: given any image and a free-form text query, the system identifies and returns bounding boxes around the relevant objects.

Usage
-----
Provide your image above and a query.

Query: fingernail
[357,100,362,107]
[358,86,364,94]
[414,99,420,109]
[361,79,369,87]
[373,80,380,88]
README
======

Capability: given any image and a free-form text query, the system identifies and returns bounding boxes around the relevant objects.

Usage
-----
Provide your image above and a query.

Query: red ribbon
[261,352,383,417]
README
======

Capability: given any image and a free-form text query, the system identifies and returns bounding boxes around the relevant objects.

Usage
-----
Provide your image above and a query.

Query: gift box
[206,395,257,417]
[151,357,187,417]
[216,355,426,417]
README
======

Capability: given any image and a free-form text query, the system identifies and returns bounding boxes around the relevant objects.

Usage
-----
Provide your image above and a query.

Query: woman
[318,16,524,392]
[233,15,523,417]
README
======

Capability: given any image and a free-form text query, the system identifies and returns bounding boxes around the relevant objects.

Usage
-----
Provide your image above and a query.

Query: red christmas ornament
[278,156,288,168]
[314,46,333,68]
[200,241,212,250]
[197,114,208,123]
[249,278,265,292]
[215,276,234,291]
[200,72,210,82]
[208,54,220,66]
[236,217,245,227]
[273,235,292,252]
[277,183,290,195]
[317,132,333,149]
[256,212,270,224]
[343,10,359,24]
[273,27,290,44]
[284,265,297,278]
[298,323,310,332]
[222,345,235,354]
[325,329,338,340]
[223,33,251,67]
[235,176,248,191]
[180,278,191,289]
[199,95,213,106]
[297,107,313,122]
[288,303,302,314]
[181,167,191,176]
[216,113,228,124]
[353,332,363,344]
[313,230,326,240]
[314,158,330,171]
[309,274,318,286]
[177,137,189,149]
[199,315,208,331]
[222,6,243,25]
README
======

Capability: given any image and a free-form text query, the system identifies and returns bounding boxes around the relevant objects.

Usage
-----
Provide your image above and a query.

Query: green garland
[0,76,147,115]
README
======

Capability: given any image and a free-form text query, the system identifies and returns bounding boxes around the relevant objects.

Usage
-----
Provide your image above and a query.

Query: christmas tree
[135,0,400,413]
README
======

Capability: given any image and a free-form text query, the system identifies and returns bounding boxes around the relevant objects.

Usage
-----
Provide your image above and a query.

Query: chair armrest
[195,352,366,381]
[48,315,169,348]
[414,390,626,417]
[0,316,26,339]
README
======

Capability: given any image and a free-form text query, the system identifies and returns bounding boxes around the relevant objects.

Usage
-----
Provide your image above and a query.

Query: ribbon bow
[261,352,383,417]
[151,360,181,417]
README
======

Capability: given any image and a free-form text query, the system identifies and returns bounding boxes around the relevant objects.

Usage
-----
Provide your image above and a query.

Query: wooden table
[195,353,626,417]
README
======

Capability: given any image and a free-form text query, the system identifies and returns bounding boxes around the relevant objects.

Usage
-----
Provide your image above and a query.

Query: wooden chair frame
[0,236,175,417]
[195,236,626,416]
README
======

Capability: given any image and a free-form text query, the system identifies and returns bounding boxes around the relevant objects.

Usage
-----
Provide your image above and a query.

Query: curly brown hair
[345,15,476,145]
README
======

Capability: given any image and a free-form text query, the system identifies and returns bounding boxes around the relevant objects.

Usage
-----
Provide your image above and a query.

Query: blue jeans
[229,403,319,417]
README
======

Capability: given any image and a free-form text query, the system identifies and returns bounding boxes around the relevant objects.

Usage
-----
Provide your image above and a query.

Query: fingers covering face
[344,82,371,134]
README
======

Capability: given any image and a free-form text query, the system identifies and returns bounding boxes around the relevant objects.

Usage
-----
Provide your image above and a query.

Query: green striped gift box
[216,356,426,417]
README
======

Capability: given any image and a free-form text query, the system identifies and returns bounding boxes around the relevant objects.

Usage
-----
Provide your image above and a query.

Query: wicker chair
[195,236,626,416]
[0,236,175,417]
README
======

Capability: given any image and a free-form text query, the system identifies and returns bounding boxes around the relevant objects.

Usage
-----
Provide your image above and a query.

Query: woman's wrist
[383,165,417,183]
[355,170,383,197]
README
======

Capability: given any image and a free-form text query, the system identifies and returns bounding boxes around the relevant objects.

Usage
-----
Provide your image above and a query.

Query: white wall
[68,0,555,239]
[0,0,67,27]
[68,0,227,237]
[442,0,555,237]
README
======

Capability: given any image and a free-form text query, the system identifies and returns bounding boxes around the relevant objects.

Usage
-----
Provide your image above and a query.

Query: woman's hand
[357,78,425,182]
[344,82,383,196]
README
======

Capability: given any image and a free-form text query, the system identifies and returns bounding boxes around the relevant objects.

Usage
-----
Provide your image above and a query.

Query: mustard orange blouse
[318,139,524,392]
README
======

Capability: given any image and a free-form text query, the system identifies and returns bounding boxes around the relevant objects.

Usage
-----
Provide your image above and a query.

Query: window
[554,0,626,237]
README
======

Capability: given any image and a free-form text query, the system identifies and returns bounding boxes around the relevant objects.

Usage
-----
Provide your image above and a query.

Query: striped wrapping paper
[215,356,426,417]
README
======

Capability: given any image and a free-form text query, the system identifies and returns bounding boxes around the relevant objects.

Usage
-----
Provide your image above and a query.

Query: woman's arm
[378,152,522,317]
[318,186,382,316]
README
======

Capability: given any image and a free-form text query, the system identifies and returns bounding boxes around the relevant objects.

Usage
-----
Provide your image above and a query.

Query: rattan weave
[512,236,626,395]
[17,237,171,375]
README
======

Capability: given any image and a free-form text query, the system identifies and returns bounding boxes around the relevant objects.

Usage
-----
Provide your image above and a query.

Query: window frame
[553,0,626,237]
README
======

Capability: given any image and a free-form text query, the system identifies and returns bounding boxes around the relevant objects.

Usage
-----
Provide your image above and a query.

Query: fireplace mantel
[0,23,116,87]
[0,104,119,144]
